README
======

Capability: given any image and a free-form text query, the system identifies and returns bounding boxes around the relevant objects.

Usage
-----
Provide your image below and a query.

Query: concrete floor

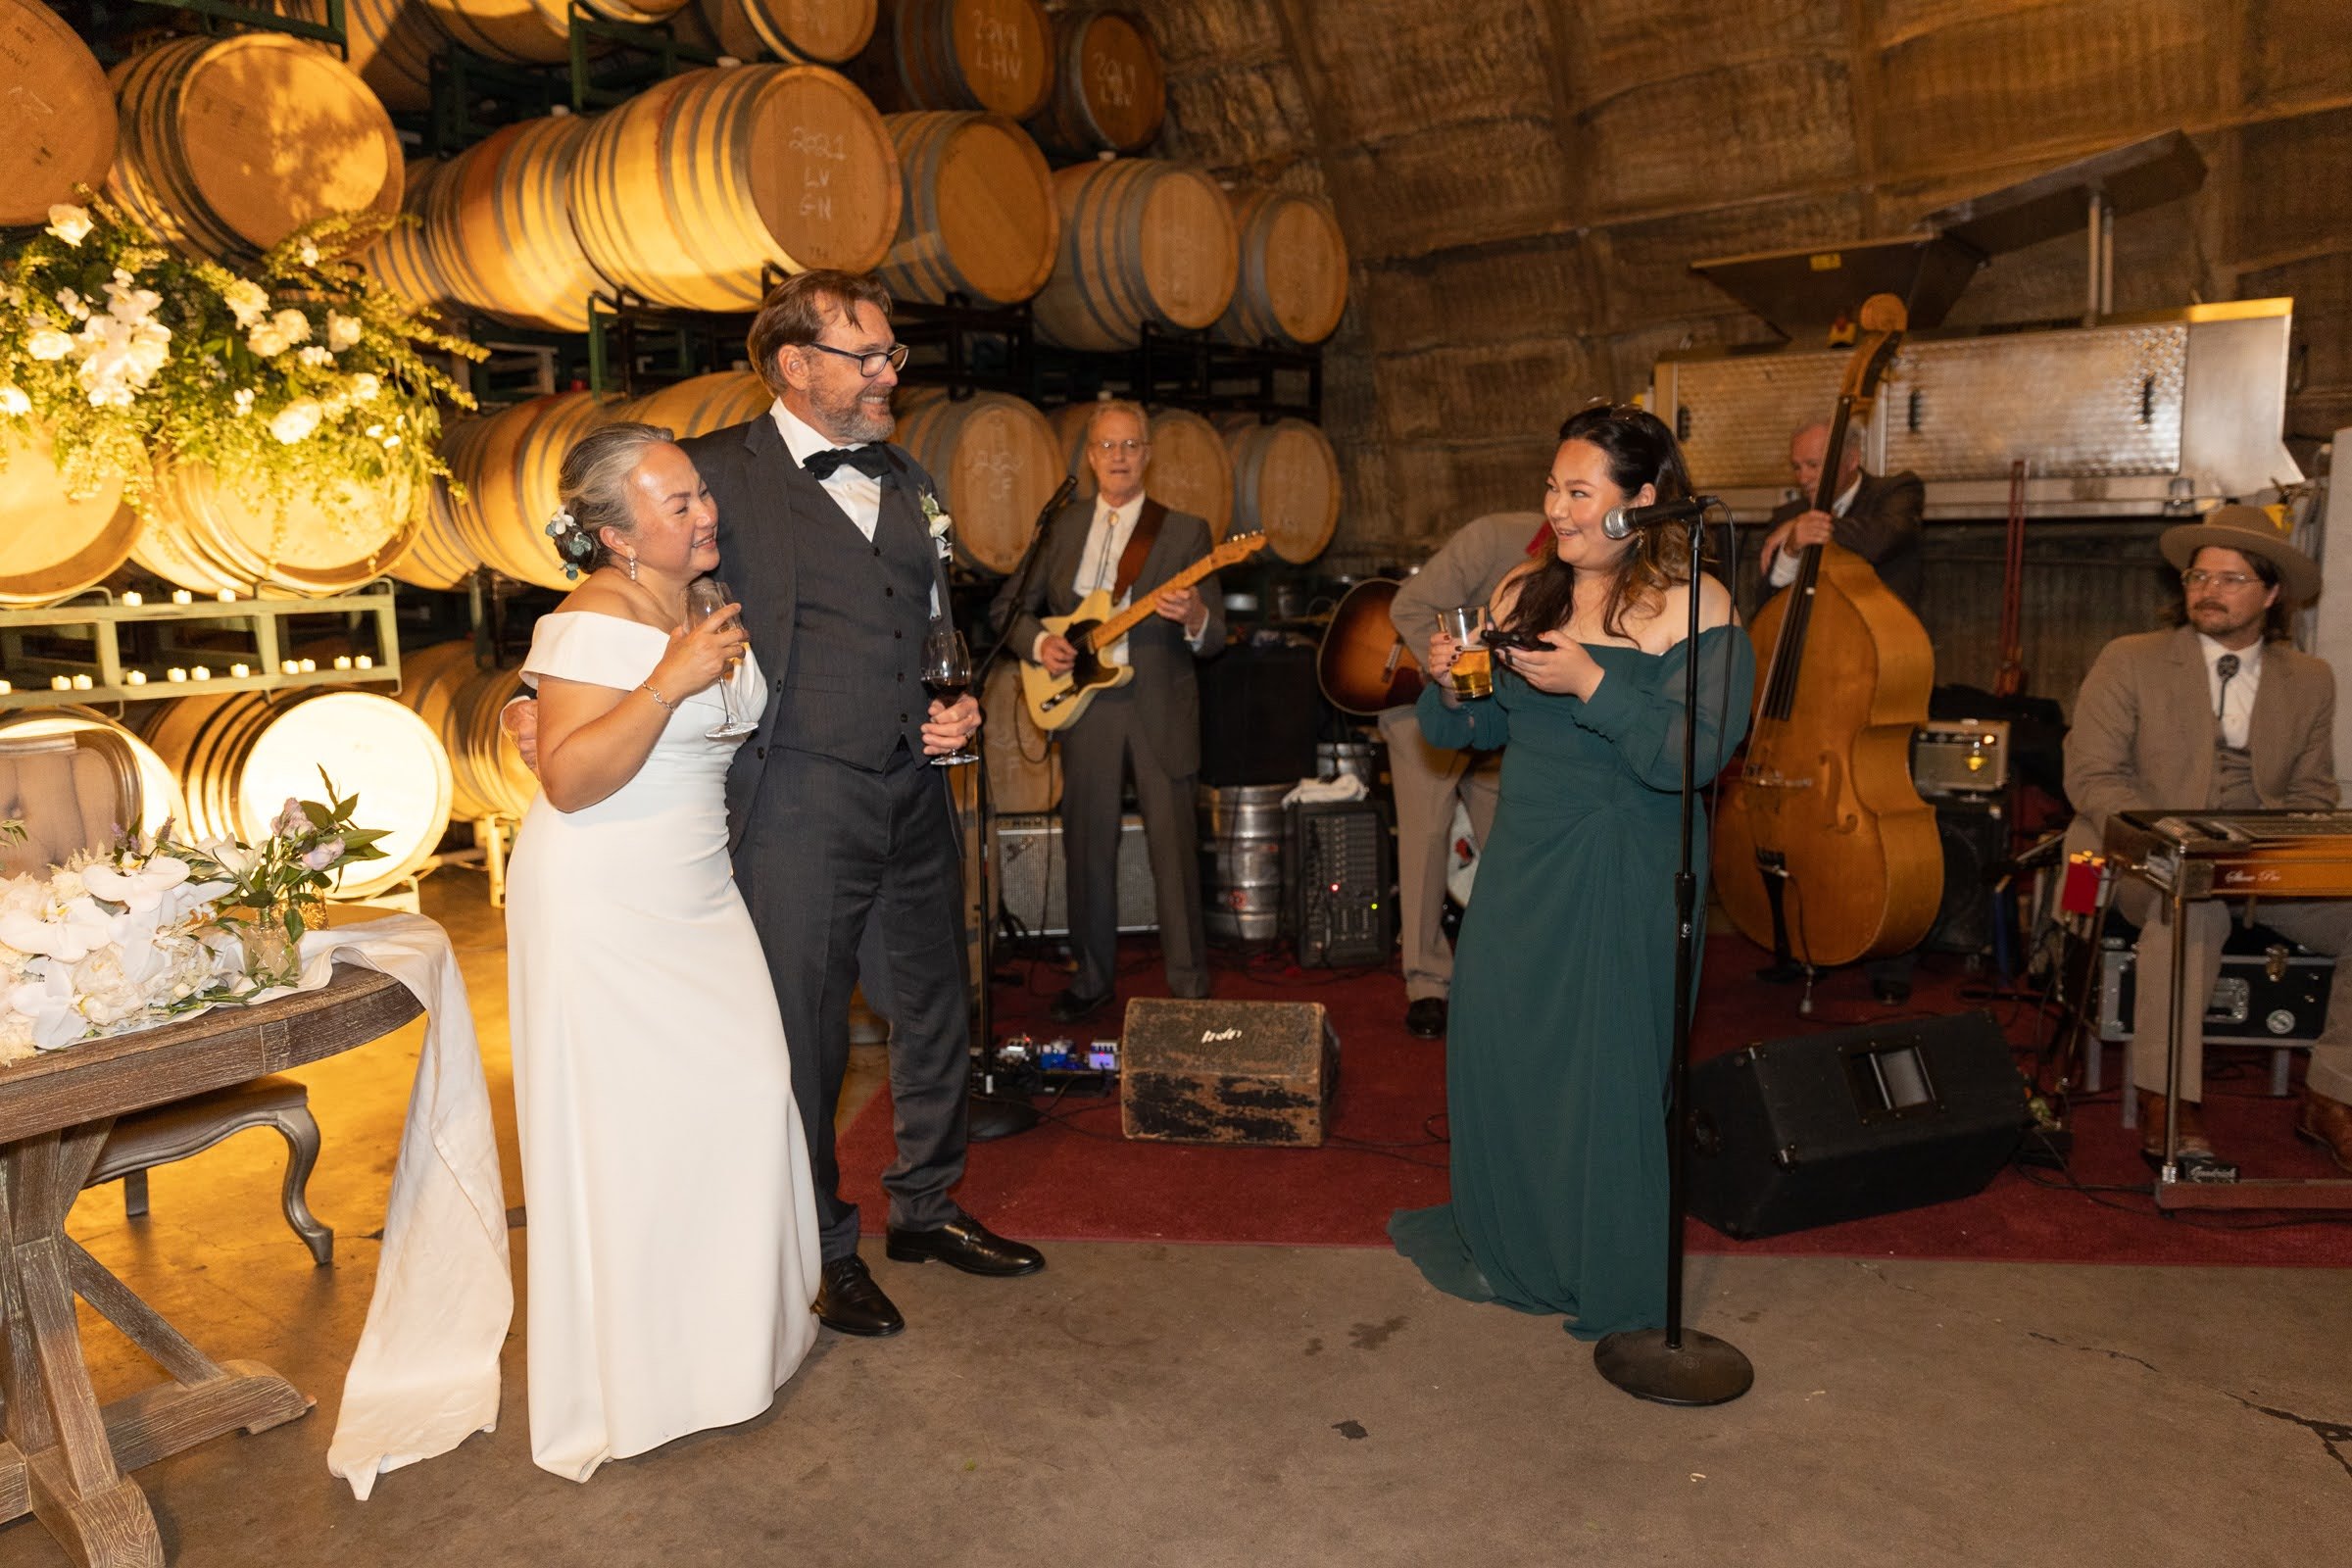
[6,871,2347,1567]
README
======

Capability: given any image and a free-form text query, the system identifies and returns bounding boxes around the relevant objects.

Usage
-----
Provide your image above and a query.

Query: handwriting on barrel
[1090,57,1136,110]
[791,123,848,221]
[972,6,1029,88]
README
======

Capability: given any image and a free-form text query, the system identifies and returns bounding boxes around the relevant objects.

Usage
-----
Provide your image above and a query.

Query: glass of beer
[1440,606,1493,698]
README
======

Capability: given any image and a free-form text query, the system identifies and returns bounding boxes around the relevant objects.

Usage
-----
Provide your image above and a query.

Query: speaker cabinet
[1924,798,2005,955]
[1687,1011,2026,1239]
[1120,998,1338,1147]
[996,811,1157,937]
[1199,643,1320,786]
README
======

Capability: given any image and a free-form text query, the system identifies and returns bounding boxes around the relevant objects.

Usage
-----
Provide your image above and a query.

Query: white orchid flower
[8,963,84,1049]
[80,856,190,913]
[0,896,113,963]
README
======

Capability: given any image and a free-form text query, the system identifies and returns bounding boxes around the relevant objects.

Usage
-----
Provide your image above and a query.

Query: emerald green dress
[1391,627,1754,1340]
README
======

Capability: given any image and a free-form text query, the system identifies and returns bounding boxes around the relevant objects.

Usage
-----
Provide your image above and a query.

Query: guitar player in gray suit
[993,399,1227,1024]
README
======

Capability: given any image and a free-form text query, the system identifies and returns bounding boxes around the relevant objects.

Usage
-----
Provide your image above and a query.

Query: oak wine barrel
[363,156,459,315]
[1217,416,1340,564]
[1047,402,1233,543]
[694,0,876,64]
[876,110,1057,305]
[397,640,538,820]
[136,464,417,599]
[142,690,454,900]
[420,0,682,66]
[106,33,403,262]
[1029,158,1238,351]
[615,370,774,439]
[1025,8,1162,159]
[567,64,902,313]
[894,389,1061,575]
[439,392,614,591]
[0,708,186,842]
[386,479,477,591]
[891,0,1053,121]
[0,428,142,608]
[981,659,1058,811]
[0,0,118,226]
[277,0,449,114]
[430,113,604,332]
[1213,188,1348,348]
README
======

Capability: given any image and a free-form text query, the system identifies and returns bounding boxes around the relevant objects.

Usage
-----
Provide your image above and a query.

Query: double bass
[1710,294,1941,970]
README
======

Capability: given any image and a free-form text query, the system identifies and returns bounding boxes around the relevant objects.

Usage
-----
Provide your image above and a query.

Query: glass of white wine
[685,577,758,741]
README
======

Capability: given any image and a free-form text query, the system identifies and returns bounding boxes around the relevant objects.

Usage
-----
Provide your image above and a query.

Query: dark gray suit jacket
[1767,468,1926,612]
[992,496,1227,779]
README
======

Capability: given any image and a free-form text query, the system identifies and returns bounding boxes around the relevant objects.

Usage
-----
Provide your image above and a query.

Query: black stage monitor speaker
[1687,1011,2027,1239]
[1924,798,2005,956]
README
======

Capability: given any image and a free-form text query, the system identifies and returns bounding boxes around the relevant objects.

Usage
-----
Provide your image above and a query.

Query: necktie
[2215,653,2239,736]
[804,445,892,481]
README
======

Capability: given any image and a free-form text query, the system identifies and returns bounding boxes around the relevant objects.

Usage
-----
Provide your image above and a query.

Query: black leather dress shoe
[885,1212,1046,1277]
[1405,997,1447,1039]
[813,1255,905,1337]
[1049,988,1111,1025]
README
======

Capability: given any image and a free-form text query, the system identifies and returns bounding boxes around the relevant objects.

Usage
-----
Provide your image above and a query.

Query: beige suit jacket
[2064,625,2339,848]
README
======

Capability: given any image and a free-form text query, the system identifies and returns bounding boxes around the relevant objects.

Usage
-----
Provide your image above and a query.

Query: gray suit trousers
[1057,684,1208,1001]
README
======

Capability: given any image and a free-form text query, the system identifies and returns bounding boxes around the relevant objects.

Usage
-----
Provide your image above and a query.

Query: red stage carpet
[837,933,2352,1267]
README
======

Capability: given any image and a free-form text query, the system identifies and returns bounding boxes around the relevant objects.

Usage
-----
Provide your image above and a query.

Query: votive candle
[125,670,147,686]
[122,591,143,607]
[168,667,188,682]
[172,590,192,605]
[189,666,209,681]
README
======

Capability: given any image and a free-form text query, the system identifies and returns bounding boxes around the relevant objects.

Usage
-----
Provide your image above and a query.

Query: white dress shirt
[770,399,881,540]
[1034,492,1209,668]
[2198,633,2263,750]
[1767,473,1864,588]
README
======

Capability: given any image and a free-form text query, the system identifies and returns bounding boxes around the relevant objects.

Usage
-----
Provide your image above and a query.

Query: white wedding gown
[504,612,818,1483]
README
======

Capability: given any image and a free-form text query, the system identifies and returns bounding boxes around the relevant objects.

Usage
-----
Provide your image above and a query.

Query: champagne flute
[685,577,759,741]
[921,625,978,768]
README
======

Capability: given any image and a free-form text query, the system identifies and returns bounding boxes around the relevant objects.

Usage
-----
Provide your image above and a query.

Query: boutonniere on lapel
[920,491,954,563]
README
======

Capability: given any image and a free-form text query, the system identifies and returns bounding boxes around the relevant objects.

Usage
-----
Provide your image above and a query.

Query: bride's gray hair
[550,421,677,577]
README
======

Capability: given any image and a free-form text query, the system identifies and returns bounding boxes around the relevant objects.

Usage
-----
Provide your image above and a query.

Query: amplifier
[1120,998,1339,1146]
[1286,800,1395,967]
[1912,718,2010,796]
[2092,920,2336,1044]
[1924,798,2004,956]
[996,812,1157,938]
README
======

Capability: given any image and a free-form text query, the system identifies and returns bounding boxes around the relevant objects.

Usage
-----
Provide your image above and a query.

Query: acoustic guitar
[1021,532,1268,732]
[1315,578,1425,715]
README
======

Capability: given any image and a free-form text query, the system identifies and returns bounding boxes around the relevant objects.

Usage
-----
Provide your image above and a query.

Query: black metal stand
[1593,509,1754,1406]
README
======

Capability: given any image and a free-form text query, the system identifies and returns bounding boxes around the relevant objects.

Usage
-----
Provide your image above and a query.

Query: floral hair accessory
[545,507,594,579]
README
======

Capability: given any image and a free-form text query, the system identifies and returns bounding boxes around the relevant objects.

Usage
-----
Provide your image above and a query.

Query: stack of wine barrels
[567,64,902,312]
[420,0,681,66]
[388,479,477,591]
[0,0,117,226]
[1218,416,1341,564]
[364,157,461,315]
[0,429,143,608]
[1029,159,1239,351]
[1048,402,1233,542]
[142,689,454,901]
[616,370,774,438]
[877,110,1058,305]
[135,464,419,599]
[895,388,1063,574]
[440,393,614,592]
[690,0,876,64]
[397,640,539,820]
[106,33,403,261]
[276,0,446,113]
[0,708,187,841]
[429,114,606,332]
[888,0,1054,120]
[1025,7,1163,159]
[1214,189,1349,348]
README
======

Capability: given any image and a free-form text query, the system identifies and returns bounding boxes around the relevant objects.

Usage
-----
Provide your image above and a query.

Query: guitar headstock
[1211,531,1273,568]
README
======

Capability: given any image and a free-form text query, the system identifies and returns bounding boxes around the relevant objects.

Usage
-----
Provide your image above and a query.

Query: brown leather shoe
[2136,1089,2216,1162]
[2296,1089,2352,1174]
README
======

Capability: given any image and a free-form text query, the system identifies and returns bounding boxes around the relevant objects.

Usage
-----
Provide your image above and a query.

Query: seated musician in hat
[2063,505,2352,1172]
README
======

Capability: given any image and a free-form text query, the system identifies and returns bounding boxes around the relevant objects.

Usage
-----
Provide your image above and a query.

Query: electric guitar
[1021,531,1268,732]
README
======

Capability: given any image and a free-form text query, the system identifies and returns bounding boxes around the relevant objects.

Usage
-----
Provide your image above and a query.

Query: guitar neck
[1087,551,1227,652]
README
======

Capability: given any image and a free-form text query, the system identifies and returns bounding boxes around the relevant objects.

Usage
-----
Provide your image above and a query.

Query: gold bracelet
[638,683,676,711]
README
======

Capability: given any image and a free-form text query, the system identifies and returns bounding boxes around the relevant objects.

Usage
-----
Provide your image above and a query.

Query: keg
[1025,8,1163,159]
[0,708,185,843]
[142,690,454,900]
[1198,782,1287,944]
[106,33,403,262]
[420,0,682,66]
[1045,402,1233,544]
[615,371,774,441]
[396,640,538,819]
[877,111,1058,306]
[1029,158,1238,352]
[1218,416,1340,564]
[891,0,1054,121]
[1212,189,1348,349]
[440,392,614,591]
[275,0,449,113]
[0,0,118,226]
[567,64,901,313]
[0,428,142,608]
[136,462,417,599]
[694,0,876,64]
[429,114,605,333]
[893,389,1063,575]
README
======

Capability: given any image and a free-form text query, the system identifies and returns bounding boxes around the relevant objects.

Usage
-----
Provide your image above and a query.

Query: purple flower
[299,837,344,872]
[272,798,316,837]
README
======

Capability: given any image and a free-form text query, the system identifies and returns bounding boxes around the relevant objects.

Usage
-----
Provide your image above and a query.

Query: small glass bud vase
[242,895,326,989]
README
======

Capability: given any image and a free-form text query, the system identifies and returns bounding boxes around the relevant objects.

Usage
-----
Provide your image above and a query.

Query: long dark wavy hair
[1500,404,1698,644]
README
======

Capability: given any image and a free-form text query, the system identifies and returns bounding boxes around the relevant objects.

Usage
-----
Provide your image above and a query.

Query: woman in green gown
[1390,404,1755,1341]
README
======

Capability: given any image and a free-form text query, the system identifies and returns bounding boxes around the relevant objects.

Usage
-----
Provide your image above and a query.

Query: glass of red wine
[920,625,978,767]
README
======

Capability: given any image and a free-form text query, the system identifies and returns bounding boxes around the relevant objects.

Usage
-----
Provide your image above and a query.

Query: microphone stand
[963,472,1078,1141]
[1592,504,1754,1406]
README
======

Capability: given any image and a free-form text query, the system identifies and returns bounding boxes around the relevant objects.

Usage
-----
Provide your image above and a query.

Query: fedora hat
[2160,504,2320,606]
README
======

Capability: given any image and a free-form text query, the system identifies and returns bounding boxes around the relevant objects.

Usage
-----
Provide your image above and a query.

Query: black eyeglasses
[802,341,910,377]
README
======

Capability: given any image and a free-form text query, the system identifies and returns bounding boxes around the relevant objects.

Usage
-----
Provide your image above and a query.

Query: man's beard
[810,380,894,444]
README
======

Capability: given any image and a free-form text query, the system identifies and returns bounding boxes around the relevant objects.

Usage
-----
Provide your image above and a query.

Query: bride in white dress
[503,421,820,1482]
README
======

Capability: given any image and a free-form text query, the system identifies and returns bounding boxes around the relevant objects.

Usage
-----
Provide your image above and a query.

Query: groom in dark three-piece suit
[679,270,1044,1338]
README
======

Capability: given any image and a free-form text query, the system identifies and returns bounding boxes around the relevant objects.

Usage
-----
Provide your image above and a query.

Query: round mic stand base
[967,1092,1042,1142]
[1592,1328,1755,1407]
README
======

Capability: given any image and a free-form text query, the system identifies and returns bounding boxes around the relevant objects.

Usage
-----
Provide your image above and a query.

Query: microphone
[1600,496,1716,540]
[1038,471,1079,527]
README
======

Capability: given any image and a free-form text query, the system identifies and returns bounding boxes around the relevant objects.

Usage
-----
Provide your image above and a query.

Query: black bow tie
[804,445,892,481]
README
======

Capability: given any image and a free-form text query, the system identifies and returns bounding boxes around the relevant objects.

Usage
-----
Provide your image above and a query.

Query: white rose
[271,309,312,345]
[297,346,334,368]
[349,371,380,403]
[0,386,27,416]
[222,279,270,329]
[269,397,323,444]
[45,204,93,246]
[26,327,74,362]
[246,324,288,359]
[325,312,363,351]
